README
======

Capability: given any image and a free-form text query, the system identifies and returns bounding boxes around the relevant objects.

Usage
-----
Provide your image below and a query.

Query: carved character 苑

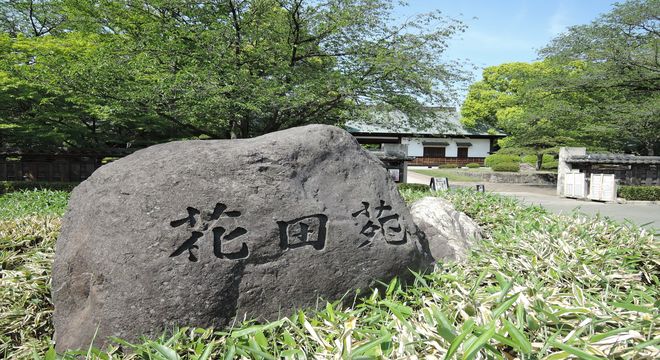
[352,200,407,248]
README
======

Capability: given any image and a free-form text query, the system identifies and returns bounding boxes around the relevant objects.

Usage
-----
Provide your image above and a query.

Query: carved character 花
[170,202,249,262]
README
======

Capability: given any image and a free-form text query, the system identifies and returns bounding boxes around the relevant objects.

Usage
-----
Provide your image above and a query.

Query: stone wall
[453,171,557,185]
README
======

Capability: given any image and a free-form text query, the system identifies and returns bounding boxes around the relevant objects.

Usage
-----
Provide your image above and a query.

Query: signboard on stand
[430,177,449,192]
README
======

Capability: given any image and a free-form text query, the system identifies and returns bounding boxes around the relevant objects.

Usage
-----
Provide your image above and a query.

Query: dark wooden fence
[0,154,104,182]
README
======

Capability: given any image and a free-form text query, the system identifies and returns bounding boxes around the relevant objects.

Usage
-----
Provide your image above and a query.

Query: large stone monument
[52,125,432,351]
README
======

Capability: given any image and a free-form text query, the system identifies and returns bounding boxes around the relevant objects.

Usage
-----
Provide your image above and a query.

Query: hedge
[0,181,79,195]
[397,183,430,192]
[438,163,458,169]
[618,186,660,201]
[541,161,559,170]
[491,162,520,172]
[484,154,521,167]
[465,162,480,168]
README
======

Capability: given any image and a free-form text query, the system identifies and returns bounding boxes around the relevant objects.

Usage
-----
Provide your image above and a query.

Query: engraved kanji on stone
[277,214,328,250]
[352,200,407,248]
[170,202,249,262]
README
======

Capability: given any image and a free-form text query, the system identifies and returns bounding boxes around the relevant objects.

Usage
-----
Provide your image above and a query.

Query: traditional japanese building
[345,107,506,169]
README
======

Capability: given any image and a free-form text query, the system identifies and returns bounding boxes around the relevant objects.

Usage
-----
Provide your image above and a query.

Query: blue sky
[393,0,617,98]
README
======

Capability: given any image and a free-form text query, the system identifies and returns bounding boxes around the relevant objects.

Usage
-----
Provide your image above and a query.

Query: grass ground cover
[1,189,658,359]
[0,190,69,220]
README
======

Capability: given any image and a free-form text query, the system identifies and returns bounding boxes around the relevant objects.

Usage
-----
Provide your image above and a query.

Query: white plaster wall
[401,137,491,157]
[402,138,425,157]
[468,139,491,157]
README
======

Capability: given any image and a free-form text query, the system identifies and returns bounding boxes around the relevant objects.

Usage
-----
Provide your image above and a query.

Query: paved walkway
[408,170,659,229]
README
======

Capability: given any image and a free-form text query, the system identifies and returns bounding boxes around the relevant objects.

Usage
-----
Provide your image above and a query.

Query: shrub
[438,163,458,169]
[465,163,480,168]
[522,154,555,165]
[541,161,558,170]
[491,162,520,172]
[397,183,432,203]
[397,183,430,192]
[0,181,79,195]
[618,186,660,201]
[484,154,520,167]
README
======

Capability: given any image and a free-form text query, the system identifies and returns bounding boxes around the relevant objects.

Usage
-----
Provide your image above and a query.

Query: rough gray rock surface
[409,197,481,262]
[53,125,432,351]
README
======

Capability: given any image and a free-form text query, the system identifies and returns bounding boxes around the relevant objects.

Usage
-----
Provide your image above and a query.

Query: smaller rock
[409,197,481,261]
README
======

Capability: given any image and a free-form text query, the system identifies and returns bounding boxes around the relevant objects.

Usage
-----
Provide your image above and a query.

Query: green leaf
[550,341,605,360]
[352,333,391,357]
[589,327,632,343]
[469,269,489,297]
[462,323,496,360]
[611,301,654,314]
[492,293,519,318]
[236,343,277,360]
[43,346,56,360]
[444,319,475,360]
[223,340,236,360]
[544,351,571,360]
[231,319,285,338]
[504,319,532,354]
[196,342,216,360]
[325,301,336,322]
[385,277,398,297]
[380,299,413,320]
[151,343,180,360]
[255,330,269,348]
[634,337,660,350]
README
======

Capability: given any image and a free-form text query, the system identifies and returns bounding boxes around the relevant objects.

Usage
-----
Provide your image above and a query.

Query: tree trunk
[240,118,249,138]
[536,153,543,170]
[647,143,654,156]
[230,120,238,139]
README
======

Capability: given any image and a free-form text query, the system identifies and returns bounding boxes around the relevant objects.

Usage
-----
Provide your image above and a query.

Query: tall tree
[0,0,65,37]
[461,61,580,169]
[539,0,659,155]
[462,0,659,159]
[1,0,470,153]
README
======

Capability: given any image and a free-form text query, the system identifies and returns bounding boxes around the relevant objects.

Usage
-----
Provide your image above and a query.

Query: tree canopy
[461,61,583,168]
[462,0,659,159]
[1,0,469,153]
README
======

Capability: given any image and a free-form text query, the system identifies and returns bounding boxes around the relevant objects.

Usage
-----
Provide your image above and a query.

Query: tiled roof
[567,154,660,164]
[344,108,505,137]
